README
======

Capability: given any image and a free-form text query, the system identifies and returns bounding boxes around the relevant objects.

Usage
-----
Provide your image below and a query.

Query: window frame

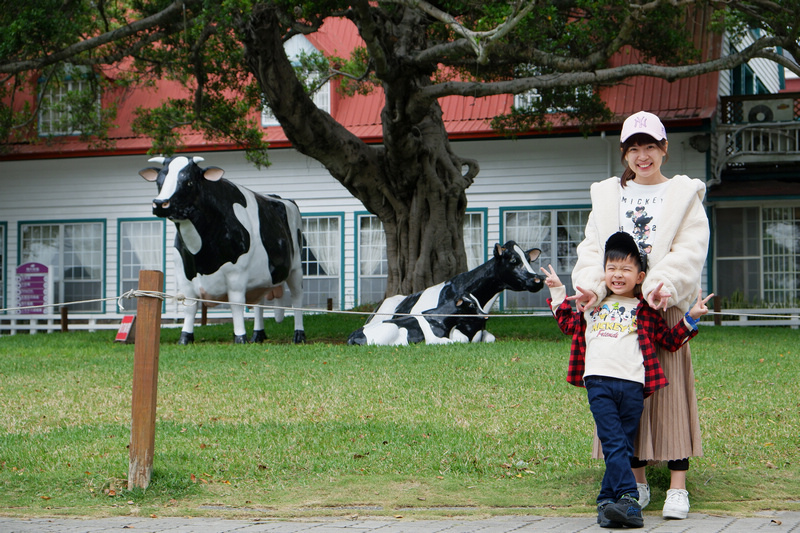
[38,66,101,137]
[500,205,591,311]
[263,81,330,127]
[301,212,344,310]
[18,219,106,313]
[117,218,166,314]
[714,202,800,306]
[353,209,489,306]
[0,222,6,312]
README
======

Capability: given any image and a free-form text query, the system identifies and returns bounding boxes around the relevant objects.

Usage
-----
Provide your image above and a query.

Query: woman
[571,111,709,520]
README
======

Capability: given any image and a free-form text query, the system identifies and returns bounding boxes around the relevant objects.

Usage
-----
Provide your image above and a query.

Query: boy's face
[604,255,646,298]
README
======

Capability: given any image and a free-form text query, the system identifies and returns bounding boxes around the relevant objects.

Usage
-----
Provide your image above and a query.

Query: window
[118,219,164,312]
[502,207,590,309]
[356,211,487,306]
[715,205,800,306]
[0,223,5,311]
[731,61,769,96]
[20,221,104,312]
[357,214,388,306]
[514,90,541,111]
[263,81,330,127]
[302,215,342,309]
[464,210,487,271]
[38,66,100,136]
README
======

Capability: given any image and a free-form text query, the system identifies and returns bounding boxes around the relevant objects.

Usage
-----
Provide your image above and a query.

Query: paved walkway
[1,512,798,533]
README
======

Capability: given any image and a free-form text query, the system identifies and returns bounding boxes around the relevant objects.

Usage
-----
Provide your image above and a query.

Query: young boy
[541,232,712,529]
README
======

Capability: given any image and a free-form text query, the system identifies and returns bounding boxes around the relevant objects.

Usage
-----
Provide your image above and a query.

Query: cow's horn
[192,156,205,164]
[148,156,166,164]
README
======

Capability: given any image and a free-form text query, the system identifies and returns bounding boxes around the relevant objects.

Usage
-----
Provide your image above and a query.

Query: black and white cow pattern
[139,156,305,344]
[347,241,543,345]
[347,293,489,346]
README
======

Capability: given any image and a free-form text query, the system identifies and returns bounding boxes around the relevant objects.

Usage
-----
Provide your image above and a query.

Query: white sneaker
[662,488,690,519]
[637,483,650,509]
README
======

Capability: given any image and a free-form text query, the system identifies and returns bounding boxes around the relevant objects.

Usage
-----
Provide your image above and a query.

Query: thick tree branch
[0,0,200,74]
[414,34,798,103]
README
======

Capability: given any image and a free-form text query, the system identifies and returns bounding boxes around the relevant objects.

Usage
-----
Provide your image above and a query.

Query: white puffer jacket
[572,175,709,313]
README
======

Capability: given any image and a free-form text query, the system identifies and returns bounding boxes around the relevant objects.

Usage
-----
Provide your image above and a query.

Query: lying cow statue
[347,241,543,345]
[348,293,489,346]
[139,156,305,344]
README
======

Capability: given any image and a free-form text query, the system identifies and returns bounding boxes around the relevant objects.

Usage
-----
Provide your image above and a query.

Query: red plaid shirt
[548,295,698,397]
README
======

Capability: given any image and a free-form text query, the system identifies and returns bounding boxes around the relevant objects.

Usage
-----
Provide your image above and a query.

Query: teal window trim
[117,218,167,315]
[302,211,345,310]
[466,207,489,264]
[499,204,592,311]
[17,218,107,314]
[0,221,6,312]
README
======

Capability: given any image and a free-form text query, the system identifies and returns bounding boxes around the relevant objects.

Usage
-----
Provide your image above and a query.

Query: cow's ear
[204,167,225,182]
[139,168,160,182]
[527,248,542,262]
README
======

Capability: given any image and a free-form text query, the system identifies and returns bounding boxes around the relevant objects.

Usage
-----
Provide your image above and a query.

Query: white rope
[0,290,799,320]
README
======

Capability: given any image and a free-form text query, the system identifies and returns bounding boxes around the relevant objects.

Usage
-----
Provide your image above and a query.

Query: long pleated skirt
[592,306,703,461]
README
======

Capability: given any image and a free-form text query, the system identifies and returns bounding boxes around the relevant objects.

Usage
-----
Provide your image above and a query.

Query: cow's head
[139,156,225,220]
[492,240,544,293]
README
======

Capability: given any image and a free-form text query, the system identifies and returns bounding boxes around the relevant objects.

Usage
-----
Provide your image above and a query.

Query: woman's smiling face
[623,141,668,182]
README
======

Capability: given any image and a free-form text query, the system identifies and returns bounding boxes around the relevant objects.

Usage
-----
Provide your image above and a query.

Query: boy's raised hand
[688,290,714,320]
[540,264,563,288]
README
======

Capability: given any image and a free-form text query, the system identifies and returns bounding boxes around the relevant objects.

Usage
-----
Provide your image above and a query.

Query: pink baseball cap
[620,111,667,142]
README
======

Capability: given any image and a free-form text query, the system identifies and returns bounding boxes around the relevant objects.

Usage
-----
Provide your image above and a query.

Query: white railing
[708,308,800,327]
[0,312,185,335]
[713,122,800,183]
[2,308,799,336]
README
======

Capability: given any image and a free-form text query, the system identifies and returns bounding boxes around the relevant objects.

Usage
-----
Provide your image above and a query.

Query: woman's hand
[646,282,672,310]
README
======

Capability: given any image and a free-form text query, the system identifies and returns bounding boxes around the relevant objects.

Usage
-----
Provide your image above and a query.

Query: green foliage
[1,0,797,162]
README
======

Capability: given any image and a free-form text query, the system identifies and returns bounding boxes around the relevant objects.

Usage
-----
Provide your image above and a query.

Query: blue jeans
[584,376,643,503]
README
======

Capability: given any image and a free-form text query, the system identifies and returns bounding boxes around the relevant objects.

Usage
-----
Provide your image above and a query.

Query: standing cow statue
[139,156,305,344]
[347,241,543,345]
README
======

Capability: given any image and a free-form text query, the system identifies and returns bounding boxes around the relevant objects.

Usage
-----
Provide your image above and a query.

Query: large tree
[2,0,799,296]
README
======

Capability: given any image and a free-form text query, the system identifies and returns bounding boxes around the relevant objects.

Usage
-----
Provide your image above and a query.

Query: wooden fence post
[128,270,164,490]
[60,307,68,333]
[713,295,722,326]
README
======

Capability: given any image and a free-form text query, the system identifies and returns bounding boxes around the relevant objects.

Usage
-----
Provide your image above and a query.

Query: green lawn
[0,313,797,519]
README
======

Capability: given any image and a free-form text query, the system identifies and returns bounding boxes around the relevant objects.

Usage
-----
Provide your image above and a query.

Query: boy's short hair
[604,232,647,272]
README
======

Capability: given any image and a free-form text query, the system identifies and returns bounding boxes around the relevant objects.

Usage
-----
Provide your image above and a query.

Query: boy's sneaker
[637,483,650,509]
[603,494,644,528]
[662,488,690,519]
[597,500,622,528]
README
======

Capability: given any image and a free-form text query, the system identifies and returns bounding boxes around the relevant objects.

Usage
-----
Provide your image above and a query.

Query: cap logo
[634,116,648,129]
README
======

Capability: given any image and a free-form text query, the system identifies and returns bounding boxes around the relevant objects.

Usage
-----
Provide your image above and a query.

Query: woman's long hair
[619,133,669,187]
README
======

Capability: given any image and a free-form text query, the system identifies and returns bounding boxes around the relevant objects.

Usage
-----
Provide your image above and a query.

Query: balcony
[712,93,800,185]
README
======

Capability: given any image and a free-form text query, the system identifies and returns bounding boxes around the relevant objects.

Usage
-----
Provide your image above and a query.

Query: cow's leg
[415,316,452,345]
[286,270,305,344]
[179,300,198,345]
[449,328,470,343]
[251,306,266,343]
[228,290,249,344]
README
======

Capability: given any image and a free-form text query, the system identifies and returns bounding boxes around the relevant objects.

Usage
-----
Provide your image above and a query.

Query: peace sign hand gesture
[688,290,714,320]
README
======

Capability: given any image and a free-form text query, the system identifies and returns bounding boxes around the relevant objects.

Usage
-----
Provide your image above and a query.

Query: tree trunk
[378,104,475,296]
[241,4,478,298]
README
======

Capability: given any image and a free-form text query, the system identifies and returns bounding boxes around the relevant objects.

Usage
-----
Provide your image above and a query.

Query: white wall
[0,130,708,317]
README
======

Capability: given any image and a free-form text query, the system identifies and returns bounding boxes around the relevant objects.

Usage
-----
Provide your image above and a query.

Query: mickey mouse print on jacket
[619,180,669,258]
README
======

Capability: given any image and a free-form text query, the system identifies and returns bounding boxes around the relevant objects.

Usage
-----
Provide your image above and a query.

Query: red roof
[2,13,721,159]
[598,7,721,127]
